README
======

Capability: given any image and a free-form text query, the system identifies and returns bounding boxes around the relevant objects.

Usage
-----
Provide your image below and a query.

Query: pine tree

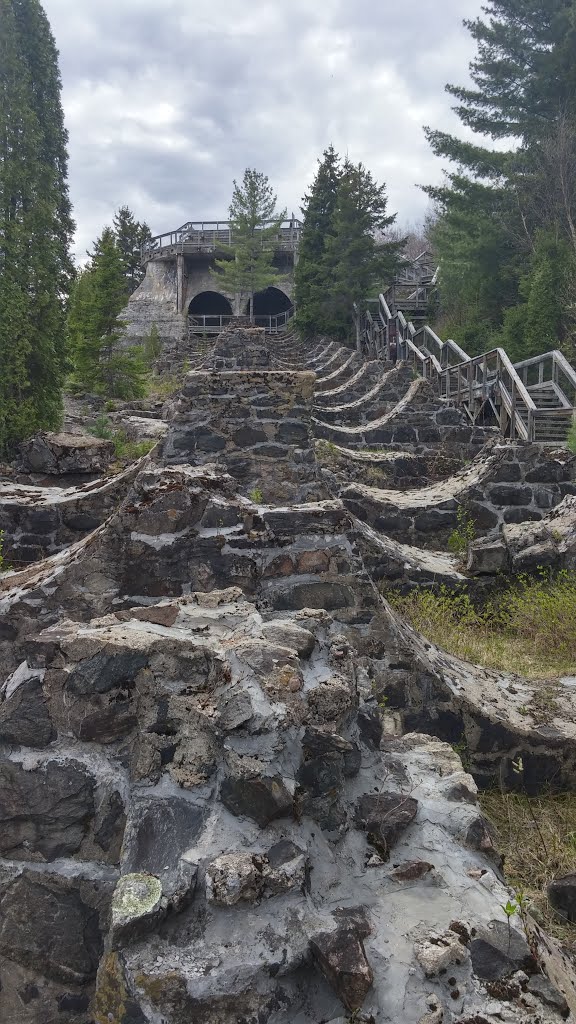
[0,0,74,452]
[321,161,402,342]
[68,228,148,399]
[215,169,286,321]
[499,230,574,362]
[113,206,152,296]
[424,0,576,356]
[294,146,341,337]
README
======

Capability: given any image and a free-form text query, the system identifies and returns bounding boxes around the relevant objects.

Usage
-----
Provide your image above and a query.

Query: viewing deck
[141,218,302,263]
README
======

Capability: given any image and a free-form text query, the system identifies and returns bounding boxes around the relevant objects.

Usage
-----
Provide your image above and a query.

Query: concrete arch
[247,287,292,319]
[188,291,233,317]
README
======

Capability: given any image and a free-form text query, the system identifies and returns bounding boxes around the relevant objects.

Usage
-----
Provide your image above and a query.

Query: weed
[143,323,162,362]
[567,420,576,454]
[89,418,155,462]
[0,530,9,573]
[447,504,476,556]
[501,899,518,952]
[387,571,576,680]
[89,414,114,440]
[480,788,576,951]
[111,432,156,462]
[249,486,263,503]
[315,440,338,459]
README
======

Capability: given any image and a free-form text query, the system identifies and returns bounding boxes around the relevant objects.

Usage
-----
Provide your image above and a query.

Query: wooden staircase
[357,294,576,445]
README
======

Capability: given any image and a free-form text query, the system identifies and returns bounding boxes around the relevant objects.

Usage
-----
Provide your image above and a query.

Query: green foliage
[88,418,155,461]
[497,231,575,362]
[388,570,576,680]
[295,149,403,341]
[568,420,576,453]
[447,505,476,556]
[425,0,576,361]
[110,432,155,461]
[67,228,149,399]
[0,0,74,452]
[0,530,8,573]
[144,323,162,362]
[295,151,402,341]
[322,160,402,342]
[90,414,114,440]
[481,788,576,952]
[112,205,151,296]
[294,146,341,338]
[248,486,263,503]
[215,169,286,321]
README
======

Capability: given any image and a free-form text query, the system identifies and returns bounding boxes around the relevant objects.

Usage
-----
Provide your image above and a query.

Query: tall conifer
[113,206,152,296]
[216,169,286,322]
[68,228,148,399]
[0,0,74,451]
[294,146,341,337]
[424,0,576,355]
[324,161,402,341]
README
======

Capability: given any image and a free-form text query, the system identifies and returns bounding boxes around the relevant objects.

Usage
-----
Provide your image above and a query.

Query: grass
[568,420,576,454]
[388,571,576,681]
[0,530,9,573]
[480,789,576,950]
[89,416,156,463]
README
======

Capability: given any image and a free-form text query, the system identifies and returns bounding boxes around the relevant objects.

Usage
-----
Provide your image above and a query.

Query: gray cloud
[42,0,485,259]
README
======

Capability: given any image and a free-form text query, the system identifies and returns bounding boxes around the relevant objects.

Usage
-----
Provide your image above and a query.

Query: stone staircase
[0,326,576,1024]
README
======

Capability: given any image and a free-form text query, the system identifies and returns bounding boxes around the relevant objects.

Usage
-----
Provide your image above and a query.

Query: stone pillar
[177,254,184,314]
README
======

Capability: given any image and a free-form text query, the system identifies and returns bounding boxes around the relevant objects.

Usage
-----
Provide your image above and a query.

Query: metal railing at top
[142,218,302,262]
[188,307,295,336]
[355,290,576,442]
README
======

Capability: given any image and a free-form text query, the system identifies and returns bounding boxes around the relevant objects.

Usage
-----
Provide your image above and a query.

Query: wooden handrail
[142,218,302,262]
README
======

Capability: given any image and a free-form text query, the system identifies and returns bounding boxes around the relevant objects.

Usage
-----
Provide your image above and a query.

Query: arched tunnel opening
[246,287,292,322]
[188,291,233,325]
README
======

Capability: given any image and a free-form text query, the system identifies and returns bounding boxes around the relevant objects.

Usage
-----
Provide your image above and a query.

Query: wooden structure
[142,218,302,263]
[356,288,576,444]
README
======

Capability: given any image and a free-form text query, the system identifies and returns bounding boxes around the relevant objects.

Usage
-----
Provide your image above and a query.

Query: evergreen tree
[113,205,152,296]
[424,0,576,357]
[216,169,286,321]
[68,228,147,399]
[499,230,574,362]
[294,146,341,337]
[0,0,74,452]
[321,161,402,342]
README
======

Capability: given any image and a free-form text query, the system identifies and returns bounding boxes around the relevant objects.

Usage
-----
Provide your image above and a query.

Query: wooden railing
[356,291,576,442]
[143,218,302,262]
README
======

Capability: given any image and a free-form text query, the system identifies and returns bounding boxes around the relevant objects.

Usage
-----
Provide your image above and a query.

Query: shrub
[144,323,162,362]
[90,414,114,440]
[447,504,476,556]
[388,570,576,680]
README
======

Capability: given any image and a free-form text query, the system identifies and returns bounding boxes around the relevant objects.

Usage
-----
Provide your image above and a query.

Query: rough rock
[310,926,374,1012]
[1,328,575,1024]
[19,432,115,475]
[469,919,536,979]
[548,874,576,923]
[355,792,418,859]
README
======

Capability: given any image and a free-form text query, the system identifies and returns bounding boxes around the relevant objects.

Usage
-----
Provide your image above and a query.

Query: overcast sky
[42,0,485,261]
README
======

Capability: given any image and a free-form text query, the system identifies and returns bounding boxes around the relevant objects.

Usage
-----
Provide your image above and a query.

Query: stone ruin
[0,327,576,1023]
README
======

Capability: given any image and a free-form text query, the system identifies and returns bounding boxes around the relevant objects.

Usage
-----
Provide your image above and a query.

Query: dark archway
[188,291,233,319]
[245,287,292,321]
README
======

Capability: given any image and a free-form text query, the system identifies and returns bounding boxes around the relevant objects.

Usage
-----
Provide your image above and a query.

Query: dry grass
[388,573,576,681]
[480,790,576,949]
